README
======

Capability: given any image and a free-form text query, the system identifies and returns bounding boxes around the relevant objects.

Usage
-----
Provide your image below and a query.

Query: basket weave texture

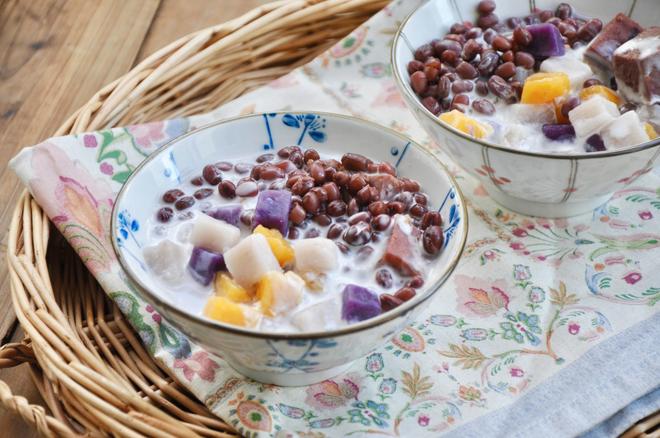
[1,0,658,436]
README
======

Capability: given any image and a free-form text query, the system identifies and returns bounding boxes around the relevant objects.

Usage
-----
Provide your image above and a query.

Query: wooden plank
[136,0,272,63]
[0,0,160,341]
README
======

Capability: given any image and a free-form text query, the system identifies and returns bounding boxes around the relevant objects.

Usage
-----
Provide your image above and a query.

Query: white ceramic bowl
[392,0,660,217]
[112,112,467,386]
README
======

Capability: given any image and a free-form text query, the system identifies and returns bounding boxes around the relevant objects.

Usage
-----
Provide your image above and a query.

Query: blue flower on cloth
[348,400,390,427]
[500,312,542,345]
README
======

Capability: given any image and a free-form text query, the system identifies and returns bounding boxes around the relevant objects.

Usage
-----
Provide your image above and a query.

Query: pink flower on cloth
[371,81,406,108]
[622,271,642,285]
[28,144,115,273]
[173,351,220,382]
[304,373,360,410]
[455,275,510,318]
[126,121,166,149]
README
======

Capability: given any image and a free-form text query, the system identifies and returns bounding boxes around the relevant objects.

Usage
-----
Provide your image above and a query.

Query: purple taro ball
[341,284,382,322]
[206,204,242,226]
[542,124,576,141]
[526,24,565,57]
[188,247,226,285]
[253,189,292,235]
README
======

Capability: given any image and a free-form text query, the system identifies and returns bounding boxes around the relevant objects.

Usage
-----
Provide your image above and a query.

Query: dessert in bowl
[112,112,467,385]
[392,0,660,217]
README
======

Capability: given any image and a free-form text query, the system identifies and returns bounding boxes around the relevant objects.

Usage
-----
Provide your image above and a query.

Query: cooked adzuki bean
[348,211,371,225]
[162,189,184,203]
[477,51,499,76]
[477,0,495,15]
[202,164,223,185]
[420,211,442,229]
[380,294,403,312]
[494,61,516,80]
[372,214,391,231]
[456,61,478,79]
[472,98,496,115]
[477,13,498,29]
[394,287,416,301]
[157,207,174,223]
[327,223,347,239]
[513,26,533,46]
[314,214,332,226]
[423,225,443,255]
[236,178,258,197]
[289,204,306,225]
[174,196,195,210]
[343,222,372,246]
[407,60,424,75]
[451,94,470,112]
[487,75,515,101]
[514,51,535,69]
[234,162,252,174]
[491,35,511,52]
[375,269,394,289]
[193,188,213,200]
[256,153,274,163]
[190,176,204,186]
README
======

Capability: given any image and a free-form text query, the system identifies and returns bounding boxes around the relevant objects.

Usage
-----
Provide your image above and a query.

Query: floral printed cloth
[9,1,660,436]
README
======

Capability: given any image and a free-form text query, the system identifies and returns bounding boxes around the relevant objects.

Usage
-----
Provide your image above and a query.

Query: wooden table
[0,1,269,435]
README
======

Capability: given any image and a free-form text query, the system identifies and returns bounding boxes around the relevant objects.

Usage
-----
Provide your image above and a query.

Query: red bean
[491,35,511,52]
[410,71,428,95]
[437,76,451,99]
[414,43,433,61]
[314,214,332,226]
[348,211,371,225]
[539,10,554,22]
[488,75,515,100]
[477,51,499,76]
[303,148,320,162]
[333,171,350,188]
[472,98,495,115]
[343,222,372,246]
[289,151,304,168]
[162,189,184,203]
[401,178,421,192]
[347,198,360,216]
[394,287,416,301]
[423,225,443,255]
[387,201,405,215]
[256,153,274,163]
[513,26,533,46]
[561,96,581,119]
[556,3,572,19]
[477,0,496,15]
[583,78,603,88]
[420,211,442,229]
[260,165,284,180]
[410,204,427,218]
[461,39,482,61]
[236,179,258,197]
[157,207,174,223]
[174,196,195,210]
[368,201,387,216]
[327,223,347,239]
[475,80,489,96]
[450,94,470,112]
[577,19,602,42]
[372,214,391,231]
[477,13,498,29]
[514,51,535,69]
[291,176,314,196]
[302,192,321,214]
[277,145,300,158]
[495,61,516,80]
[348,174,367,194]
[202,164,223,185]
[375,269,394,289]
[421,96,441,114]
[190,176,204,186]
[193,188,213,200]
[327,200,347,217]
[407,60,424,74]
[380,294,403,312]
[456,61,478,79]
[289,204,306,225]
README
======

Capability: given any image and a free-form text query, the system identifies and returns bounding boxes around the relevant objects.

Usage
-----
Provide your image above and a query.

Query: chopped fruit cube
[293,238,339,273]
[439,110,492,139]
[143,239,186,284]
[189,213,240,254]
[188,247,225,286]
[579,85,622,106]
[253,225,294,267]
[507,104,557,124]
[568,95,619,138]
[613,27,660,105]
[383,218,420,276]
[540,57,593,88]
[256,271,304,316]
[291,299,341,331]
[645,123,658,139]
[341,284,381,323]
[204,296,246,326]
[521,72,570,104]
[224,234,281,288]
[253,190,292,235]
[526,24,565,57]
[600,111,650,149]
[585,13,643,78]
[206,205,242,226]
[214,273,252,303]
[367,174,402,201]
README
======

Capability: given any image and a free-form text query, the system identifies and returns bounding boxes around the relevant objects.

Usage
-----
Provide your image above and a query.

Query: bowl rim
[111,111,469,340]
[390,0,660,160]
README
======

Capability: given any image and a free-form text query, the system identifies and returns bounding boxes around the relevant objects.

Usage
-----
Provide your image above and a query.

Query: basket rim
[111,110,469,340]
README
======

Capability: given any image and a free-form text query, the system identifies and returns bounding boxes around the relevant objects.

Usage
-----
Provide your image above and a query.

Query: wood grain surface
[0,1,268,435]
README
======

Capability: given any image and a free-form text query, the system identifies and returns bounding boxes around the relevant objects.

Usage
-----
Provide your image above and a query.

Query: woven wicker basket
[1,0,658,436]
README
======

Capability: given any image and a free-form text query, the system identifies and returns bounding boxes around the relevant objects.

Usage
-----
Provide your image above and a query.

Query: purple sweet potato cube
[542,124,576,141]
[585,13,643,76]
[526,24,565,58]
[253,190,291,235]
[187,247,225,285]
[585,134,606,152]
[341,284,381,323]
[206,204,242,226]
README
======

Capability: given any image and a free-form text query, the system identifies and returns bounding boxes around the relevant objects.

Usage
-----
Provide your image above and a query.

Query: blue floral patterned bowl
[392,0,660,217]
[111,112,467,385]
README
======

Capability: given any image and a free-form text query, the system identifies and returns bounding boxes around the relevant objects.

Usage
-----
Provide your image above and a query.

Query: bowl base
[487,189,611,218]
[225,360,355,386]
